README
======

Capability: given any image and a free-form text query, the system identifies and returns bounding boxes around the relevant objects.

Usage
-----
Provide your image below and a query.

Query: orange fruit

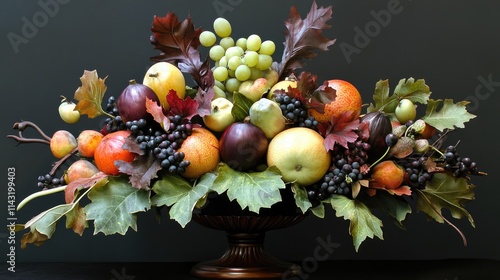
[309,79,363,123]
[94,130,135,176]
[77,130,103,158]
[370,160,404,189]
[177,127,220,179]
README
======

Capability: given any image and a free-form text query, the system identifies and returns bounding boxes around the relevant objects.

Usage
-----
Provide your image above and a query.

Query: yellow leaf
[74,70,108,118]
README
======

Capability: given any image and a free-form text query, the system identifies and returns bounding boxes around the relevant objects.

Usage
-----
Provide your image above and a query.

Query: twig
[7,121,52,145]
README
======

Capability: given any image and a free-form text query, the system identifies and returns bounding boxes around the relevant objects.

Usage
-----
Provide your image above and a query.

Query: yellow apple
[267,127,330,186]
[203,98,235,132]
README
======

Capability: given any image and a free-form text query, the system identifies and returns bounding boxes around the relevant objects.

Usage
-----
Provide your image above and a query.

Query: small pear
[249,98,285,139]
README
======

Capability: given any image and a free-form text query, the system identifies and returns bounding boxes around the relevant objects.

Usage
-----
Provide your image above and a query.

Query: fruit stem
[49,146,78,176]
[7,121,52,145]
[369,146,391,169]
[17,185,66,211]
[429,145,444,157]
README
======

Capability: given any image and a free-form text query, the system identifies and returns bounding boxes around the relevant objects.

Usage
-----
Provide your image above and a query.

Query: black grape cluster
[398,156,433,189]
[273,93,319,130]
[37,173,65,190]
[307,140,371,201]
[125,115,191,174]
[103,96,126,133]
[443,145,480,178]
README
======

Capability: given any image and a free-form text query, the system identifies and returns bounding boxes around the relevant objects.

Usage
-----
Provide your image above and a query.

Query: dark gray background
[1,0,498,264]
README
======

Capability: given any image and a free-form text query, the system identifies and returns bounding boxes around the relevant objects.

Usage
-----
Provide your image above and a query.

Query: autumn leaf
[115,153,162,190]
[73,70,109,118]
[291,183,312,214]
[273,1,336,80]
[65,204,88,236]
[64,172,108,204]
[319,111,360,150]
[167,90,199,119]
[146,97,170,130]
[149,12,214,119]
[422,99,476,131]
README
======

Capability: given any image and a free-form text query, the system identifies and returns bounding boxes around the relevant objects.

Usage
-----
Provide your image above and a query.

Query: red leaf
[273,1,336,80]
[167,90,199,119]
[145,97,170,130]
[149,12,214,118]
[64,172,108,204]
[320,111,360,150]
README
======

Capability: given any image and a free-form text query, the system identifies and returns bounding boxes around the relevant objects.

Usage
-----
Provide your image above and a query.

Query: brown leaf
[73,70,108,118]
[320,111,360,150]
[274,1,336,80]
[65,204,88,236]
[21,230,48,249]
[64,172,109,204]
[115,153,162,190]
[388,136,415,158]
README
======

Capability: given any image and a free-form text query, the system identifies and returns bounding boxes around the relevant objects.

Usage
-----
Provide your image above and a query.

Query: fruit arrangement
[8,2,487,252]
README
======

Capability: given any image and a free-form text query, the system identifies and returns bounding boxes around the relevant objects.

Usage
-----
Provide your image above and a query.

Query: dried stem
[7,121,52,145]
[49,147,78,176]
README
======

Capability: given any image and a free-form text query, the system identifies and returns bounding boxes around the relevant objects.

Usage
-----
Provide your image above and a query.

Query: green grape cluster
[200,17,276,97]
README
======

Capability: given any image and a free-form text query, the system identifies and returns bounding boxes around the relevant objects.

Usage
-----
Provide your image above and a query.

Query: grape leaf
[211,163,286,213]
[273,1,336,80]
[73,70,108,118]
[151,173,216,227]
[422,99,476,131]
[21,202,88,249]
[319,111,360,150]
[360,191,412,228]
[310,203,325,218]
[149,12,214,118]
[115,153,162,190]
[64,172,108,203]
[328,194,384,252]
[291,183,312,214]
[367,78,431,114]
[416,172,475,227]
[146,97,170,130]
[84,176,151,235]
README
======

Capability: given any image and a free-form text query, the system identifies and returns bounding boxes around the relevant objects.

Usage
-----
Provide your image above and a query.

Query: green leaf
[151,173,216,227]
[416,172,475,227]
[329,195,384,252]
[310,203,325,218]
[363,191,412,228]
[291,183,313,214]
[211,163,286,213]
[84,176,151,235]
[422,99,476,131]
[231,92,253,122]
[367,78,431,114]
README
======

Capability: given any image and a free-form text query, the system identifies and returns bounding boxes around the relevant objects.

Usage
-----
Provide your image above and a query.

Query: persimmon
[94,130,135,176]
[309,79,363,123]
[177,127,220,179]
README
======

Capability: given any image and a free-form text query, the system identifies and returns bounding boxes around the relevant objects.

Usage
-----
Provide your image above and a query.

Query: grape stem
[17,185,66,211]
[6,121,52,145]
[368,146,391,169]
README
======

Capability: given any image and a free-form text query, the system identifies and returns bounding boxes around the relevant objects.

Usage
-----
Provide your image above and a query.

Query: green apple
[395,98,416,124]
[203,98,235,132]
[249,98,285,139]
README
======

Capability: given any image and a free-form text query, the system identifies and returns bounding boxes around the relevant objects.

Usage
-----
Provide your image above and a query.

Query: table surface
[1,259,499,280]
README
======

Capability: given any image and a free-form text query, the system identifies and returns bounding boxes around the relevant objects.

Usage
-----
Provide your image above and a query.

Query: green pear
[249,98,286,139]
